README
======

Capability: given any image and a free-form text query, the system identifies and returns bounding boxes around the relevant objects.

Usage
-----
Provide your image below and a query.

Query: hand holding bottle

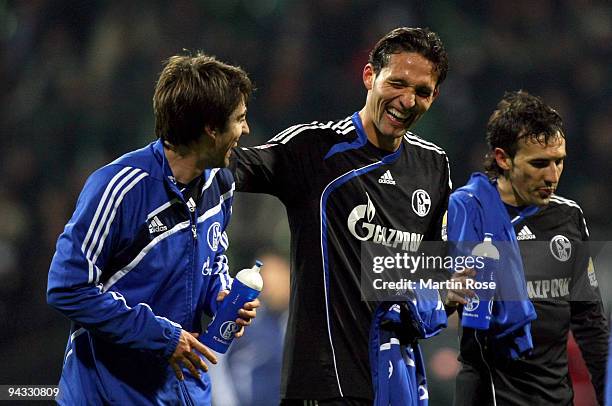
[202,261,264,353]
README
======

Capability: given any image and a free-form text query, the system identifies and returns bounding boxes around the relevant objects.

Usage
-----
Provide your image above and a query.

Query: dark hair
[368,27,448,86]
[484,90,564,177]
[153,52,253,147]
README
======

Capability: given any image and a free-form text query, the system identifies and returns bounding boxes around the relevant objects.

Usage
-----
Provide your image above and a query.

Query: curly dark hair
[153,52,253,147]
[368,27,448,86]
[484,90,564,177]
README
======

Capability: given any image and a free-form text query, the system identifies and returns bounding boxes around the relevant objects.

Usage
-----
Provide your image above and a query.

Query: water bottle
[201,260,263,353]
[461,234,498,330]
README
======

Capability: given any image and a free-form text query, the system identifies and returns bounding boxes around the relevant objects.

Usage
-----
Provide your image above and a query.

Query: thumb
[216,289,230,302]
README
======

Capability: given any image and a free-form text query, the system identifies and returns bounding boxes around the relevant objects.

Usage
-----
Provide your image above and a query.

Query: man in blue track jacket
[47,53,259,405]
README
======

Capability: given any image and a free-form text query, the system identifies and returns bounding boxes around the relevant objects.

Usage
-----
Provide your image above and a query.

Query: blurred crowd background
[1,1,610,405]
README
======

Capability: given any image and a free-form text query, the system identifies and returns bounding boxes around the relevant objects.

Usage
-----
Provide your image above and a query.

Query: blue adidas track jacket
[47,140,234,405]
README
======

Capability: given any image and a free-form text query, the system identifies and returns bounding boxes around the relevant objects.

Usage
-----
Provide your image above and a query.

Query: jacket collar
[151,139,214,199]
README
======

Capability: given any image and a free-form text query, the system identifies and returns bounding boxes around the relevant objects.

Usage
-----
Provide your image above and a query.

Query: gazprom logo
[347,192,424,252]
[219,320,239,340]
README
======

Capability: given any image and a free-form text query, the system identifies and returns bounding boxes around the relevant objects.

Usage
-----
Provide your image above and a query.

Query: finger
[451,280,475,293]
[457,267,476,274]
[185,350,207,374]
[450,277,476,295]
[446,291,468,306]
[216,289,230,302]
[170,360,184,381]
[180,355,201,379]
[445,291,459,304]
[451,273,475,282]
[453,268,476,278]
[191,340,218,364]
[456,279,476,297]
[243,298,261,310]
[235,325,245,338]
[235,317,252,327]
[238,308,257,319]
[191,332,199,338]
[452,289,475,299]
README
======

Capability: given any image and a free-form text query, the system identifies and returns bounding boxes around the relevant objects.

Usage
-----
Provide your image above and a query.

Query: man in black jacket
[232,27,450,405]
[447,90,608,405]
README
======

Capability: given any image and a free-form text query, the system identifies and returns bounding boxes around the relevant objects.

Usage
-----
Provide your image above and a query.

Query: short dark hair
[484,90,564,177]
[153,53,253,147]
[368,27,448,86]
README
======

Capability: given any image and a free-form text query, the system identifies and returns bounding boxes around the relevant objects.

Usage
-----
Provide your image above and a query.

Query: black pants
[454,362,495,406]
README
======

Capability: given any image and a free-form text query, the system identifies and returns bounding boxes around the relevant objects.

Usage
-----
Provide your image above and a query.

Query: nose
[242,121,250,136]
[399,88,416,110]
[544,162,561,184]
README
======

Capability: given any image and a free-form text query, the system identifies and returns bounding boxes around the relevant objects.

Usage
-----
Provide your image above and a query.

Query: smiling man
[447,90,608,405]
[47,53,259,405]
[231,27,450,405]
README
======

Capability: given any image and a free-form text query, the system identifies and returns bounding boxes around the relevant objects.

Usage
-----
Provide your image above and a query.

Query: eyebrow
[388,78,433,93]
[529,155,566,162]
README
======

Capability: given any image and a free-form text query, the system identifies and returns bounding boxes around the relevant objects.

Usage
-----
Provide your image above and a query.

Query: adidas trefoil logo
[517,225,536,240]
[149,216,168,234]
[378,170,396,185]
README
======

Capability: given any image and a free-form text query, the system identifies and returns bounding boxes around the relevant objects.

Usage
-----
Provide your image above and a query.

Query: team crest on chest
[411,189,431,217]
[549,234,571,262]
[207,222,222,251]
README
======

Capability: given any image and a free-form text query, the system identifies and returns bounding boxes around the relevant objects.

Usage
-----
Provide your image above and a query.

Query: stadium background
[0,1,610,404]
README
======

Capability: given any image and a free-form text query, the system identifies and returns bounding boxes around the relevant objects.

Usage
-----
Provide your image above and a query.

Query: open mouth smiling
[385,107,410,125]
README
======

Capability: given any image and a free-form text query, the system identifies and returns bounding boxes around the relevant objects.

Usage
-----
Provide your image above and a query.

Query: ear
[432,86,440,101]
[363,64,375,91]
[494,147,512,171]
[204,125,216,139]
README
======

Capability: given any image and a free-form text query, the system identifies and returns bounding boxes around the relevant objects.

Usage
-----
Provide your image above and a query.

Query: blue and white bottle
[462,234,498,329]
[202,260,264,353]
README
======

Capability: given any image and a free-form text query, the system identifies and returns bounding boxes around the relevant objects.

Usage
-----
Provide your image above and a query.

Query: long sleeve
[47,165,181,359]
[444,192,481,312]
[230,124,319,204]
[202,230,233,317]
[447,192,482,245]
[570,300,608,404]
[199,176,235,317]
[231,141,299,199]
[569,212,608,405]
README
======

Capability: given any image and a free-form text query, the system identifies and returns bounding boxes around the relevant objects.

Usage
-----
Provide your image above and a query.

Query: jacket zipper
[188,201,197,239]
